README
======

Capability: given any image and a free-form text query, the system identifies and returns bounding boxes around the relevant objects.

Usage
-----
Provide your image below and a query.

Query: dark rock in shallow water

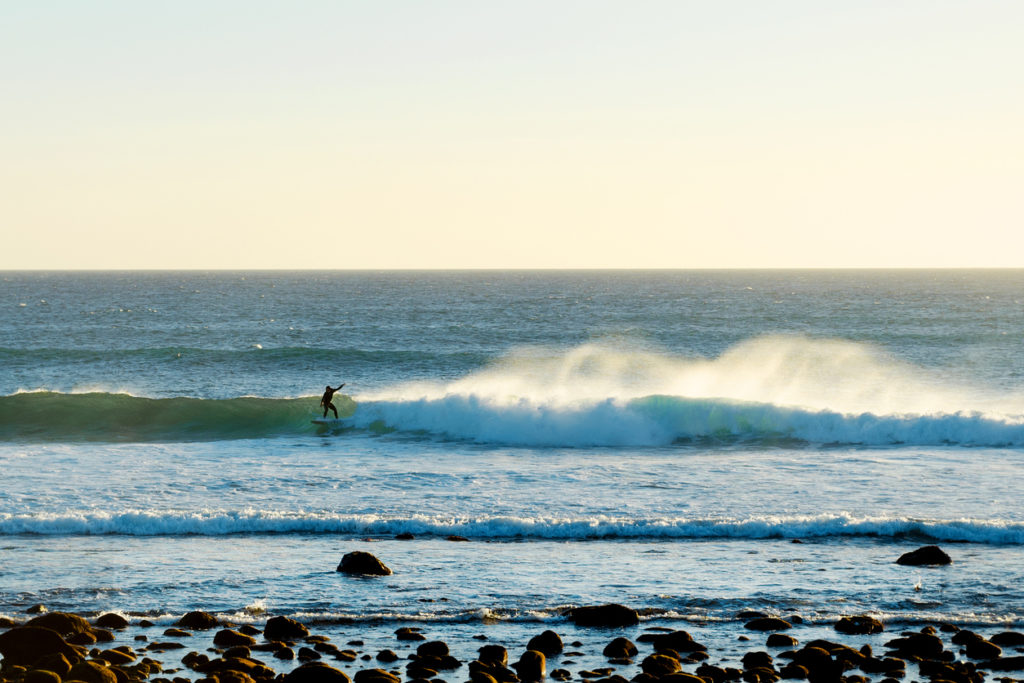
[26,604,47,614]
[965,638,1002,660]
[26,612,94,637]
[212,629,257,648]
[767,634,798,648]
[641,654,681,677]
[742,651,773,670]
[514,650,546,681]
[528,630,564,657]
[744,617,792,632]
[338,551,393,576]
[0,627,82,667]
[176,611,220,630]
[567,604,639,627]
[446,535,470,542]
[286,662,352,683]
[396,627,426,641]
[478,645,509,666]
[264,615,309,642]
[376,649,399,663]
[68,661,117,683]
[896,545,952,566]
[602,637,637,659]
[835,616,884,635]
[34,652,73,677]
[23,670,61,683]
[395,532,415,540]
[94,613,129,630]
[986,656,1024,671]
[884,632,945,659]
[653,631,707,654]
[991,631,1024,646]
[0,617,15,629]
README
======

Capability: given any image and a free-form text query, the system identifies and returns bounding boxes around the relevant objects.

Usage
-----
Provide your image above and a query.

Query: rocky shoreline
[2,603,1023,683]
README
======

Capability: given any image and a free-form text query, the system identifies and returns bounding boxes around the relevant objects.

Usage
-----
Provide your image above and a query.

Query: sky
[2,1,1022,269]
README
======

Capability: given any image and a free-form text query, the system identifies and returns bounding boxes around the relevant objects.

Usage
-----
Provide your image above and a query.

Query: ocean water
[2,270,1023,665]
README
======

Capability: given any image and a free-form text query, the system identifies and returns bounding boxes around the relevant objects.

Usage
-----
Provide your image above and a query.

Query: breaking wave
[1,510,1022,543]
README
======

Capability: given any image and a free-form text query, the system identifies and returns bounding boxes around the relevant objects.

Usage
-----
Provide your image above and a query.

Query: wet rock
[264,616,309,642]
[986,656,1024,671]
[395,533,415,540]
[337,551,393,576]
[551,669,572,681]
[641,654,681,677]
[23,670,61,683]
[661,674,705,683]
[376,650,399,663]
[745,618,792,632]
[273,646,296,660]
[884,632,944,659]
[417,641,450,658]
[396,627,426,641]
[164,629,192,638]
[835,616,884,635]
[567,604,639,628]
[0,626,82,667]
[298,646,322,661]
[33,653,73,677]
[212,630,257,648]
[0,617,15,629]
[26,605,47,614]
[98,648,136,665]
[446,535,470,542]
[238,624,261,637]
[196,656,276,680]
[94,614,130,630]
[479,645,509,666]
[602,638,637,659]
[652,631,707,653]
[67,630,98,645]
[285,662,352,683]
[25,612,94,638]
[767,635,798,648]
[896,545,952,566]
[68,660,118,683]
[965,639,1002,660]
[514,650,546,681]
[92,628,115,643]
[742,652,774,670]
[223,646,252,659]
[176,611,220,630]
[991,631,1024,647]
[528,631,564,657]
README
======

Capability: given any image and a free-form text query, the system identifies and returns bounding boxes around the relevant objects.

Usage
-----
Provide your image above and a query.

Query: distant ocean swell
[2,511,1022,543]
[4,391,1024,447]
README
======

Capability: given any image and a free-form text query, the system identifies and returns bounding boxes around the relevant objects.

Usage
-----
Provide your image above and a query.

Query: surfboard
[311,417,350,426]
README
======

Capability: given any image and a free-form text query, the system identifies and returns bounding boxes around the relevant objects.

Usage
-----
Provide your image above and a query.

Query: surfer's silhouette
[320,384,345,418]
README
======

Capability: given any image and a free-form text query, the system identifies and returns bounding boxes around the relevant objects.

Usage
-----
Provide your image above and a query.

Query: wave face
[0,392,352,442]
[2,510,1021,544]
[6,337,1024,445]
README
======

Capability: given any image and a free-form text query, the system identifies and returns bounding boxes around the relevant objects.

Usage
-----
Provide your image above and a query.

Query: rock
[446,535,470,542]
[479,645,509,666]
[745,618,792,632]
[25,612,94,637]
[67,661,118,683]
[98,648,136,665]
[33,653,73,677]
[376,650,399,663]
[883,632,944,659]
[92,628,115,642]
[212,630,257,648]
[835,616,884,635]
[24,670,62,683]
[163,629,192,638]
[26,605,48,614]
[285,662,352,683]
[395,627,425,641]
[353,669,399,683]
[238,624,261,636]
[514,650,546,681]
[274,646,296,660]
[660,674,705,683]
[767,634,798,648]
[896,545,952,566]
[67,630,98,645]
[94,614,130,630]
[528,631,564,657]
[176,611,220,630]
[395,533,415,540]
[991,631,1024,647]
[567,604,639,627]
[223,646,252,660]
[298,646,321,661]
[0,617,15,629]
[641,654,681,677]
[417,640,450,658]
[779,663,808,680]
[965,639,1001,660]
[742,652,773,670]
[264,616,309,642]
[0,626,82,667]
[602,638,637,659]
[338,551,393,576]
[986,656,1024,671]
[196,656,276,680]
[551,669,572,681]
[652,631,706,653]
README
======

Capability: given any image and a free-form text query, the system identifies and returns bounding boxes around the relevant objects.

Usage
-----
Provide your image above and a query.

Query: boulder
[67,661,118,683]
[212,630,257,648]
[835,616,884,635]
[744,617,792,632]
[376,650,399,663]
[0,626,82,667]
[94,614,130,630]
[32,652,73,677]
[991,631,1024,647]
[337,552,392,576]
[567,604,639,628]
[264,616,309,642]
[602,638,637,659]
[514,650,546,681]
[742,652,773,670]
[285,662,352,683]
[176,611,220,630]
[478,645,509,666]
[163,628,192,638]
[965,639,1001,660]
[353,669,399,683]
[98,648,136,665]
[896,546,952,566]
[883,633,944,659]
[641,654,681,677]
[395,627,425,641]
[986,656,1024,671]
[767,634,798,648]
[23,670,61,683]
[25,612,94,638]
[652,631,706,653]
[417,640,450,658]
[527,631,563,657]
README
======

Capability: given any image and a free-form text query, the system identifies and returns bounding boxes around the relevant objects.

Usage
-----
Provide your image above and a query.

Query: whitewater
[2,270,1023,637]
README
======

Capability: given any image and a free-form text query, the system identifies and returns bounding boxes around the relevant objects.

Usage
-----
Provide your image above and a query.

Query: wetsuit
[321,384,344,418]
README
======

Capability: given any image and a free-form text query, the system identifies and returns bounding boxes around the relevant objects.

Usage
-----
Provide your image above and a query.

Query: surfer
[320,384,345,418]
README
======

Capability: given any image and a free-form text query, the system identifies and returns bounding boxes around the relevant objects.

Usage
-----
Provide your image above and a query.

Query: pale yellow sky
[2,1,1022,269]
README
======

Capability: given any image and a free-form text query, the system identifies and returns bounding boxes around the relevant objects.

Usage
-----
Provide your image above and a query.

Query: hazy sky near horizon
[3,1,1023,269]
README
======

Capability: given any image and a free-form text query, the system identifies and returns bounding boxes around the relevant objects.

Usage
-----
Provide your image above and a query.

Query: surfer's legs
[329,402,338,418]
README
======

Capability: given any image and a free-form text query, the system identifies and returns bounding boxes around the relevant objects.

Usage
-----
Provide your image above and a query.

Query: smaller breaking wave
[2,510,1021,544]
